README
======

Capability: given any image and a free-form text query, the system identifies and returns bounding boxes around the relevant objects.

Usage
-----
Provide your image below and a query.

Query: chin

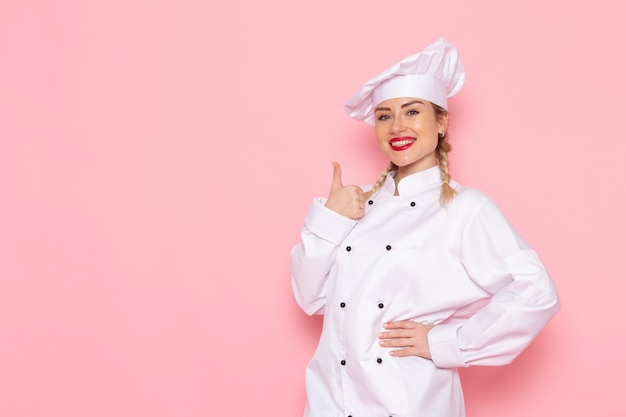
[391,158,419,168]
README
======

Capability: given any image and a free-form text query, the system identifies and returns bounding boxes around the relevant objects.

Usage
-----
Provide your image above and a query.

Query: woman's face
[374,97,448,177]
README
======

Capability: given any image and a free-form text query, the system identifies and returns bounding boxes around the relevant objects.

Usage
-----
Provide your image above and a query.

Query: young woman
[290,38,559,417]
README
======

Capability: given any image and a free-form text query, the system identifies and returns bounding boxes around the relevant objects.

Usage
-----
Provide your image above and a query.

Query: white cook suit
[290,165,560,417]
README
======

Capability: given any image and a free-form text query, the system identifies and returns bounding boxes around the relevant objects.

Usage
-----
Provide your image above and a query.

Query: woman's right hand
[324,162,365,220]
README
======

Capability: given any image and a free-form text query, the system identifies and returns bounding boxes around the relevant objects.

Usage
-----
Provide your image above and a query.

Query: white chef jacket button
[385,245,392,251]
[346,246,352,252]
[410,201,416,207]
[376,357,383,364]
[340,302,346,308]
[368,199,373,205]
[340,359,346,366]
[378,303,384,309]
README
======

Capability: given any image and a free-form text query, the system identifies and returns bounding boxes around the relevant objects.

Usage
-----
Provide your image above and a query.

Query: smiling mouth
[389,137,416,151]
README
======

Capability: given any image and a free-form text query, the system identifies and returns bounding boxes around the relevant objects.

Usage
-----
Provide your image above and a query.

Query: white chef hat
[343,38,465,125]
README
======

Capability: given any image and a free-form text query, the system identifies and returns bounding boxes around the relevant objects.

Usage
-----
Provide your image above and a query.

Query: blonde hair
[366,103,457,206]
[364,161,397,200]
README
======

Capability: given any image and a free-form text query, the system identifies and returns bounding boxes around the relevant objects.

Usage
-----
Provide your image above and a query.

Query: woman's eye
[377,114,390,121]
[407,110,419,116]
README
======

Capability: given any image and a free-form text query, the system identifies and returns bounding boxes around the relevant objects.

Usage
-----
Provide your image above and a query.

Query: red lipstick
[389,136,416,151]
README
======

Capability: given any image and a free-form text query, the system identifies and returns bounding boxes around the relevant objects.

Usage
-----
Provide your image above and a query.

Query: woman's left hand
[378,320,434,360]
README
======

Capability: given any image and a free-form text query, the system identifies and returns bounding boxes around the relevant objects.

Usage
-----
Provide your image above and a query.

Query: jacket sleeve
[429,195,560,368]
[290,198,358,316]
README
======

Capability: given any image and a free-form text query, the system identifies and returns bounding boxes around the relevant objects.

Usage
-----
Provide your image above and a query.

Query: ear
[438,112,449,133]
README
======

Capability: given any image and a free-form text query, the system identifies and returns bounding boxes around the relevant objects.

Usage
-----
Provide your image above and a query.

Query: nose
[390,117,405,134]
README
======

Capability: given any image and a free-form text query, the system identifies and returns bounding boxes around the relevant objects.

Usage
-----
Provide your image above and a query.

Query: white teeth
[391,139,414,147]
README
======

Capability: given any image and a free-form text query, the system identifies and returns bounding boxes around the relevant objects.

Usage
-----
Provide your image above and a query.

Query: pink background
[1,0,624,416]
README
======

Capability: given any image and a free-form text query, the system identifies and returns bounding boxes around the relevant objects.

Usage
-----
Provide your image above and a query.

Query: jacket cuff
[304,198,358,246]
[428,323,468,369]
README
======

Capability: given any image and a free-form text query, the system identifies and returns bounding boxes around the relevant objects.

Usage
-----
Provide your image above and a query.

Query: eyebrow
[374,100,425,112]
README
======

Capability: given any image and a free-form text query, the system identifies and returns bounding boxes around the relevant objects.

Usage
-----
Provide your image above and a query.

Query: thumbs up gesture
[324,162,365,220]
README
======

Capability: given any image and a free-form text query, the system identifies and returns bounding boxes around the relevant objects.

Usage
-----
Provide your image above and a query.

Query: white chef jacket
[290,165,560,417]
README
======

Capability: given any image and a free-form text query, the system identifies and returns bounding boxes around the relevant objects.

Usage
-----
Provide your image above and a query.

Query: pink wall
[1,0,624,416]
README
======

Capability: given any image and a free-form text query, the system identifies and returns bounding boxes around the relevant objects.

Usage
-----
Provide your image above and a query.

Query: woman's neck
[394,162,439,187]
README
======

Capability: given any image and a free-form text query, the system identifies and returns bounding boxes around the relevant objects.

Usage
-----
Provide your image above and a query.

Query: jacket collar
[382,165,443,196]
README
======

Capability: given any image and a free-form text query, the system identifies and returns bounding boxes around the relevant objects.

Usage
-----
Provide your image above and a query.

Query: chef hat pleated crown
[343,38,465,125]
